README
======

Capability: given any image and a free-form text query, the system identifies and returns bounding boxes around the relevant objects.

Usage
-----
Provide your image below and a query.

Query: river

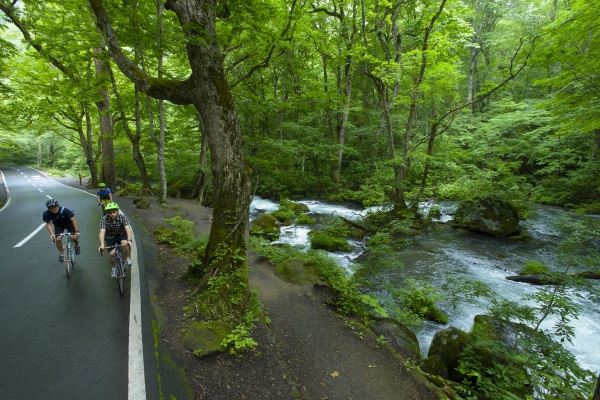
[249,196,600,375]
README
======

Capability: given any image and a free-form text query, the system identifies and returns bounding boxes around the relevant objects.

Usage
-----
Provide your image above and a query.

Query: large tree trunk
[191,114,209,204]
[171,7,251,281]
[89,0,251,295]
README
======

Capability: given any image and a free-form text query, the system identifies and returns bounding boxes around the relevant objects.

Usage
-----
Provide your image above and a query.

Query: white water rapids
[249,196,600,375]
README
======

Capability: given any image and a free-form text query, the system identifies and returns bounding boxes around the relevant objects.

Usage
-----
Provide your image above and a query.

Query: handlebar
[99,243,130,256]
[52,232,79,243]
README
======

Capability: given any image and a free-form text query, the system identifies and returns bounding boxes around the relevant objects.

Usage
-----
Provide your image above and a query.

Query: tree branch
[87,0,194,105]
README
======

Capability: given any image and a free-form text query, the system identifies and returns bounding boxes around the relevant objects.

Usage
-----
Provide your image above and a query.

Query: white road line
[0,169,10,213]
[14,223,46,248]
[128,237,147,399]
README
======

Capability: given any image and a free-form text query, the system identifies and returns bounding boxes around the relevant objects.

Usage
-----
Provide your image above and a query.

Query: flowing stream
[249,197,600,374]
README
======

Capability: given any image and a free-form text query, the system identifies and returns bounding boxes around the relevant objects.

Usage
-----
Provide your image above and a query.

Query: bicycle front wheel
[65,246,72,278]
[115,260,125,296]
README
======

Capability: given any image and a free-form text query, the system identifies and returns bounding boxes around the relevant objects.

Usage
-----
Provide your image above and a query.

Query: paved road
[0,166,157,400]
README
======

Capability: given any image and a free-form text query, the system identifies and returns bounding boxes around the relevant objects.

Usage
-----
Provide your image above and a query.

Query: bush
[519,260,548,275]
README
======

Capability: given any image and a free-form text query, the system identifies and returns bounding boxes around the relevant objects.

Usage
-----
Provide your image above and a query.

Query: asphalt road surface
[0,166,162,400]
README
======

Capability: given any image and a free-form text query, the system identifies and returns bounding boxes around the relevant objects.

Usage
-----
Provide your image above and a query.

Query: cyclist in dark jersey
[43,198,81,262]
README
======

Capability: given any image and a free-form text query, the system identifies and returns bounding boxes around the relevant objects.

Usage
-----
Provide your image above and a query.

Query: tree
[0,0,117,188]
[88,0,251,300]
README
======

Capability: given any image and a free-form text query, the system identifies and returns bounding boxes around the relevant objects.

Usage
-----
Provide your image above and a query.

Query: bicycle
[54,230,77,278]
[100,244,127,296]
[98,198,111,214]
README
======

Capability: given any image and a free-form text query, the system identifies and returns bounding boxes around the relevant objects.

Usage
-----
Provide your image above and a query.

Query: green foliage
[162,215,207,257]
[295,213,316,225]
[220,293,267,355]
[445,276,596,399]
[309,231,352,252]
[250,238,387,320]
[519,260,548,275]
[393,279,448,325]
[185,269,249,323]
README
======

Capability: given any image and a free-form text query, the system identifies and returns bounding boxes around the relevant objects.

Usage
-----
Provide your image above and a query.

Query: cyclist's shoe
[111,268,117,278]
[126,259,133,267]
[75,247,81,255]
[58,254,64,263]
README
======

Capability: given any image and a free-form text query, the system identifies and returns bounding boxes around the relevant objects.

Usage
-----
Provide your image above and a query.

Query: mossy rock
[271,209,295,225]
[286,201,310,214]
[420,355,449,379]
[154,225,175,243]
[296,213,317,225]
[250,213,281,241]
[275,256,319,285]
[133,197,151,209]
[427,326,471,382]
[371,317,421,360]
[115,188,129,197]
[183,320,231,359]
[309,231,352,252]
[453,198,521,237]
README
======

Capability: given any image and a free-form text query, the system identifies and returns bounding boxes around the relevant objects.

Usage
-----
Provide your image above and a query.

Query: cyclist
[43,199,81,262]
[98,201,133,278]
[96,182,113,212]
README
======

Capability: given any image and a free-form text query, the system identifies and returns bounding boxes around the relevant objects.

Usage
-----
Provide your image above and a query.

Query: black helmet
[46,198,60,208]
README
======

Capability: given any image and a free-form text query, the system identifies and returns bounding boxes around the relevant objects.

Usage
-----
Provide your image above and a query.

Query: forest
[1,0,599,398]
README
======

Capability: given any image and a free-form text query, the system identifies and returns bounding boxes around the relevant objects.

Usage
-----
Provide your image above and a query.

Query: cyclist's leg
[55,224,66,262]
[106,236,119,277]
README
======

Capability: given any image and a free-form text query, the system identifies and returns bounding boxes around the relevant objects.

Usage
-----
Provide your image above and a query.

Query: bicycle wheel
[115,258,125,296]
[70,242,75,267]
[65,243,72,278]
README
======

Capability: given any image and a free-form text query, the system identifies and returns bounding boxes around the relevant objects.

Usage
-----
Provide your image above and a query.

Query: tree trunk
[93,47,116,190]
[155,0,167,203]
[108,64,152,192]
[191,114,209,204]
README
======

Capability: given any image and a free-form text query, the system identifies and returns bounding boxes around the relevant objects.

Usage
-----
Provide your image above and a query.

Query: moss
[183,320,231,359]
[296,213,316,225]
[154,225,175,243]
[250,213,281,241]
[271,209,296,225]
[275,256,319,285]
[519,260,549,275]
[309,231,352,252]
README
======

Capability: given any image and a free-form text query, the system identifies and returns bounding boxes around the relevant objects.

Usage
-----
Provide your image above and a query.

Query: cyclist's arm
[45,221,55,238]
[125,224,133,244]
[99,227,106,249]
[70,216,80,235]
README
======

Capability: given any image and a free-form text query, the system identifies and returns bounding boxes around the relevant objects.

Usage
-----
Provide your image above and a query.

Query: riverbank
[121,194,443,399]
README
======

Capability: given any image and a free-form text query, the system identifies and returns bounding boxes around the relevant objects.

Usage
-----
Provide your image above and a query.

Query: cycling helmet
[104,201,120,212]
[46,198,60,208]
[99,182,106,187]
